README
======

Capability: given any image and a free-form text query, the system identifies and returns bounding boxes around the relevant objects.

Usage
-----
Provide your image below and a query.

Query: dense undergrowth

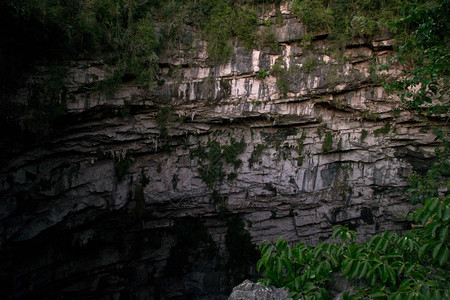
[258,195,449,299]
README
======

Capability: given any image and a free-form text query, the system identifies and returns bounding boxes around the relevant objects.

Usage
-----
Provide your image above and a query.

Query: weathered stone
[228,280,292,300]
[0,3,447,300]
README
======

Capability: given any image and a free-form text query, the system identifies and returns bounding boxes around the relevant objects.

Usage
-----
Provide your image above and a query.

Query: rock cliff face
[0,4,441,300]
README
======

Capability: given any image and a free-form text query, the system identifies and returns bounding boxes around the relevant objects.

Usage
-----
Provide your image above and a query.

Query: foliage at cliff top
[4,0,444,90]
[1,0,274,90]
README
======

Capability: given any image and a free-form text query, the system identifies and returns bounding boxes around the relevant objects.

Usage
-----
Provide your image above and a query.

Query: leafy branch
[257,196,450,299]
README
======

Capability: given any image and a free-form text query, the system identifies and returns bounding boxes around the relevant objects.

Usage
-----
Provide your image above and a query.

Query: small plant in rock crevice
[360,129,368,142]
[297,132,307,166]
[271,57,289,98]
[322,132,333,153]
[256,70,268,80]
[115,154,131,180]
[190,137,246,188]
[249,144,266,168]
[373,122,391,137]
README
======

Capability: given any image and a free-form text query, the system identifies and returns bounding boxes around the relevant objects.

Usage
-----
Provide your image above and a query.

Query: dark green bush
[291,0,334,33]
[258,195,450,299]
[322,132,333,152]
[203,1,258,62]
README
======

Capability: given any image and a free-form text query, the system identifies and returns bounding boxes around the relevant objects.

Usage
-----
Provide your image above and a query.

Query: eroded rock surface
[0,3,443,300]
[229,280,292,300]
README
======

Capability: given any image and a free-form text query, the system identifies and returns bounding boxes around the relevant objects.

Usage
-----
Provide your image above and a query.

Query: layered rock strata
[0,4,442,300]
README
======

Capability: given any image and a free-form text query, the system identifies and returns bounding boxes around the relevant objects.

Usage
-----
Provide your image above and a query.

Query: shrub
[259,26,278,52]
[257,195,450,299]
[322,132,333,152]
[373,122,391,137]
[256,70,268,80]
[192,137,246,187]
[301,56,319,73]
[249,144,266,168]
[360,129,368,142]
[291,0,334,33]
[203,1,258,62]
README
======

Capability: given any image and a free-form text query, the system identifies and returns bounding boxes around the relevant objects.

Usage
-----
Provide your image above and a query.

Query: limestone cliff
[0,3,443,299]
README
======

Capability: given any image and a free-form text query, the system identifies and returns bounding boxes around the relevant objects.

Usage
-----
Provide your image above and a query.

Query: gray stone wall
[0,3,442,299]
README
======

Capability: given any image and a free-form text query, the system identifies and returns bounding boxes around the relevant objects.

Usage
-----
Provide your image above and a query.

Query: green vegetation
[291,0,334,33]
[322,132,333,153]
[2,0,261,93]
[115,154,131,180]
[360,129,368,142]
[256,70,268,80]
[291,0,404,39]
[361,111,380,121]
[258,1,450,298]
[203,1,258,62]
[259,26,279,52]
[301,56,319,73]
[373,122,391,137]
[212,190,228,214]
[337,137,342,151]
[156,106,173,139]
[249,144,267,168]
[291,0,410,63]
[383,0,449,119]
[191,137,246,187]
[297,132,307,165]
[271,58,290,97]
[258,195,449,299]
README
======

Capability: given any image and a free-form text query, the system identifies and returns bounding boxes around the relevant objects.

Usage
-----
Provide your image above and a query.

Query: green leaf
[350,261,361,279]
[428,198,439,212]
[313,248,323,260]
[276,238,287,252]
[261,244,274,258]
[444,207,450,222]
[276,258,282,274]
[294,276,301,290]
[287,246,293,260]
[436,201,444,219]
[432,290,442,300]
[405,263,415,275]
[430,222,440,236]
[418,244,428,258]
[398,278,412,289]
[367,261,382,279]
[439,226,448,242]
[387,265,396,286]
[257,259,264,272]
[359,261,369,278]
[369,291,386,298]
[438,246,449,266]
[381,265,389,283]
[382,239,389,253]
[432,242,443,260]
[343,259,354,275]
[330,255,338,268]
[374,237,383,252]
